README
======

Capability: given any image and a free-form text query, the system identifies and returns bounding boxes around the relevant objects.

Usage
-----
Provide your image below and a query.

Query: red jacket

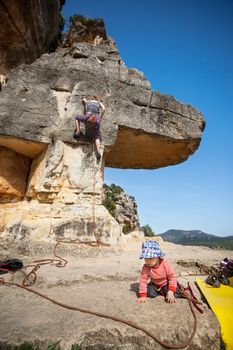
[139,258,177,297]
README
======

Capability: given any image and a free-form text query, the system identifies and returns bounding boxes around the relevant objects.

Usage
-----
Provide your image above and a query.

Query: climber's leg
[95,138,101,160]
[95,138,100,153]
[75,119,81,134]
[74,114,89,138]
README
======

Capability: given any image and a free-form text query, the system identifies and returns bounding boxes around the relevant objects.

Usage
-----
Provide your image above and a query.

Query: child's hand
[166,290,176,303]
[137,296,147,304]
[82,97,87,103]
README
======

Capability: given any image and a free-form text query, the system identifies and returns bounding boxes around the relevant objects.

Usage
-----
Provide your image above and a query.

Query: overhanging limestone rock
[0,42,205,169]
[0,146,30,200]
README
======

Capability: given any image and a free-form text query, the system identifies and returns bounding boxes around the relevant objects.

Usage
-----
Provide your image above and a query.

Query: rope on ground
[0,277,197,349]
[21,237,109,287]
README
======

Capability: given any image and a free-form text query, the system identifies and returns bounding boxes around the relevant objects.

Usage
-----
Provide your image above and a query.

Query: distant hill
[157,229,233,250]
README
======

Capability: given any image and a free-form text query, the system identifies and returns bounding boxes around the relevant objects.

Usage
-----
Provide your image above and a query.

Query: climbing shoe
[205,274,221,288]
[218,272,230,285]
[73,131,83,139]
[96,152,101,160]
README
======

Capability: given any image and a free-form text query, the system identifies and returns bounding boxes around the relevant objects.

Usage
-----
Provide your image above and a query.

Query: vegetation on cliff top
[103,183,139,234]
[140,224,155,237]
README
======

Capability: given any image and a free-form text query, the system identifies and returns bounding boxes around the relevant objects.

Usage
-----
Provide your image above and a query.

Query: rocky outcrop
[0,16,205,246]
[103,183,140,233]
[0,41,205,164]
[62,15,108,47]
[0,146,30,200]
[0,0,65,74]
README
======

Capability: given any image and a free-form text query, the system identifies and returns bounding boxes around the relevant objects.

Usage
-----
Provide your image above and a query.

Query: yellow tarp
[196,277,233,350]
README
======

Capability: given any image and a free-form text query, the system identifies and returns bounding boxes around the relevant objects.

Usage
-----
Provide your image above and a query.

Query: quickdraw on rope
[178,281,204,314]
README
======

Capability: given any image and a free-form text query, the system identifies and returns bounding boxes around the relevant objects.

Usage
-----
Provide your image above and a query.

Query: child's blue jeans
[147,282,181,298]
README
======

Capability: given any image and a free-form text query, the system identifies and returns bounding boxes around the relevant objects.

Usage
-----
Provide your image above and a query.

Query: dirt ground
[0,236,232,349]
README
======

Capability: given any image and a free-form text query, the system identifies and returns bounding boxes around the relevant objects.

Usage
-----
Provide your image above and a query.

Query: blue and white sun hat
[139,240,165,259]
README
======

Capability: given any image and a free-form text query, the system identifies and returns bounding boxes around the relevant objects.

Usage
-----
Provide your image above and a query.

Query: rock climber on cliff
[73,96,106,160]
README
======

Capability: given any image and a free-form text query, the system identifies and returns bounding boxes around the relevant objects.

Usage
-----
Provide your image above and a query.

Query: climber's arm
[99,101,106,118]
[82,97,87,114]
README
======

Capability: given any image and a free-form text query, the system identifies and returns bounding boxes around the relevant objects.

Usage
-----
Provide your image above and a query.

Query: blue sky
[62,0,233,236]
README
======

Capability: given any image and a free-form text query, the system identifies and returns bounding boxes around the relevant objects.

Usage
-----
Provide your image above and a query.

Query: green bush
[103,183,123,219]
[47,341,61,350]
[103,183,138,232]
[141,224,155,237]
[71,345,82,350]
[123,222,132,234]
[69,14,90,26]
[18,343,37,350]
[103,195,116,218]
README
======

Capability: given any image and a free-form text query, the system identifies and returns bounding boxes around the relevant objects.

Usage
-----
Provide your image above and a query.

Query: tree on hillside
[141,224,155,237]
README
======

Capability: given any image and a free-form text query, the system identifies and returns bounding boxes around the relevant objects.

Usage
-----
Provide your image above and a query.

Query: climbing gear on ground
[222,266,233,278]
[177,281,204,313]
[205,274,221,288]
[205,258,233,288]
[0,259,23,274]
[220,258,233,269]
[87,114,97,124]
[217,272,230,285]
[205,271,230,288]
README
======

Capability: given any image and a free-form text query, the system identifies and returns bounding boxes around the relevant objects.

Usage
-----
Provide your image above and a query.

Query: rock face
[0,0,65,74]
[0,146,30,200]
[0,15,205,246]
[0,41,205,165]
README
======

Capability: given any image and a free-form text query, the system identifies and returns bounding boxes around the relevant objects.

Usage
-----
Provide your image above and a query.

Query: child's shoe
[205,274,221,288]
[218,272,230,285]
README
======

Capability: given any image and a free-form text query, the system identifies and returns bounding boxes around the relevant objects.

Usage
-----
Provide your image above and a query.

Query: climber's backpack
[87,114,97,124]
[0,259,23,274]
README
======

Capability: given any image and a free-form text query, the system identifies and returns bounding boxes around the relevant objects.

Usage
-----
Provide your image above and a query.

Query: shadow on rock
[130,282,139,297]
